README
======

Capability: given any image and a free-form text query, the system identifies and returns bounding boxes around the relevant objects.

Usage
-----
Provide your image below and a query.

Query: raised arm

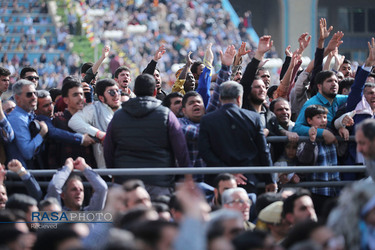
[143,44,166,75]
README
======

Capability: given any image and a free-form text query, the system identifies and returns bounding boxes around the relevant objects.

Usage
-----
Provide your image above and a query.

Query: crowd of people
[1,0,375,249]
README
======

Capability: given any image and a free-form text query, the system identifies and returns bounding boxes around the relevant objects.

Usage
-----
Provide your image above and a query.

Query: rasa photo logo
[31,211,113,223]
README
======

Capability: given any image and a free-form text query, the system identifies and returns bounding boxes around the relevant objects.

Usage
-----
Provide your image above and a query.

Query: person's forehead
[232,190,248,200]
[39,96,52,104]
[105,85,118,91]
[68,86,83,95]
[294,195,312,207]
[219,179,236,189]
[68,179,83,189]
[253,79,265,87]
[275,100,289,109]
[119,70,130,75]
[259,69,270,75]
[187,95,202,102]
[24,71,38,77]
[171,96,182,102]
[22,84,35,92]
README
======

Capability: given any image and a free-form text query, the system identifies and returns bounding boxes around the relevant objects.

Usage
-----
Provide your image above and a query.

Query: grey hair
[327,181,375,250]
[38,197,61,211]
[221,187,248,205]
[206,208,243,240]
[12,79,34,96]
[219,81,243,100]
[355,118,375,141]
[36,90,50,99]
[364,82,375,88]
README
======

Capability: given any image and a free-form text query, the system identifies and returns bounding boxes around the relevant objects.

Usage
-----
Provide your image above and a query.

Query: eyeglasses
[25,91,36,98]
[227,198,252,206]
[26,76,39,81]
[107,89,121,97]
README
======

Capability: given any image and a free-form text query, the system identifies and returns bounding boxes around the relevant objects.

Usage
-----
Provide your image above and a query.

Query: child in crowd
[274,141,300,185]
[297,104,340,215]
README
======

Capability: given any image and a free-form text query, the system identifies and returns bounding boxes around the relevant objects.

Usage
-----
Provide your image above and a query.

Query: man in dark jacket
[104,74,190,198]
[198,81,277,193]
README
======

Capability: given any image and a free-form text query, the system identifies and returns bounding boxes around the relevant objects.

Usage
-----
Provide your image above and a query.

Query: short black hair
[315,70,335,85]
[6,194,37,214]
[96,78,116,98]
[338,78,354,94]
[182,91,201,108]
[213,173,235,189]
[114,66,131,79]
[0,66,10,77]
[134,74,156,97]
[162,92,183,108]
[267,85,278,100]
[342,59,351,65]
[304,104,328,121]
[282,188,311,218]
[80,62,93,74]
[191,61,203,75]
[61,76,81,97]
[49,88,62,102]
[20,66,37,79]
[123,179,145,192]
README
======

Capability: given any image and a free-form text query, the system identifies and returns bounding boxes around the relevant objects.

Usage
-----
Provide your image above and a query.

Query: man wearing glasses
[6,80,48,169]
[20,67,39,88]
[69,79,121,169]
[222,187,255,231]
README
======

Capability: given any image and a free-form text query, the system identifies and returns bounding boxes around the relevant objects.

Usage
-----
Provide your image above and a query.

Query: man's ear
[98,95,104,103]
[63,97,69,105]
[285,213,294,225]
[306,117,313,126]
[60,192,65,201]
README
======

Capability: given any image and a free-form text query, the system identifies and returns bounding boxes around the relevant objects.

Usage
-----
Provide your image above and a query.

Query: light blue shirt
[6,106,43,168]
[293,92,348,137]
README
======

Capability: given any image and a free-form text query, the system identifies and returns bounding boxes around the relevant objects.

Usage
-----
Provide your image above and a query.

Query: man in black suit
[198,81,277,193]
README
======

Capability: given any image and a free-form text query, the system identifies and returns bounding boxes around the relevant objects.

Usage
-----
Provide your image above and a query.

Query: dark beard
[250,94,264,105]
[325,93,337,99]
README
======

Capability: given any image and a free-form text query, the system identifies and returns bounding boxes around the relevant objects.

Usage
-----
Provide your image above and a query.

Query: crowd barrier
[4,135,365,188]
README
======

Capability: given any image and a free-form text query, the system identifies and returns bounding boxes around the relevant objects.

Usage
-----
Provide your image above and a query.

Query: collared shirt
[7,106,44,168]
[293,92,348,137]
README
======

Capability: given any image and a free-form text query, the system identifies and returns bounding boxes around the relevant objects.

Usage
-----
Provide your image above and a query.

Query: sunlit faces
[291,195,317,224]
[61,179,84,211]
[307,113,328,129]
[215,179,237,205]
[169,97,182,117]
[233,71,242,83]
[339,63,351,78]
[356,129,375,160]
[273,100,291,127]
[154,70,162,90]
[318,75,338,99]
[63,87,84,114]
[115,70,131,90]
[101,86,121,110]
[125,187,152,209]
[36,96,54,118]
[15,84,37,112]
[2,100,16,115]
[194,64,205,80]
[182,95,205,123]
[224,191,251,221]
[364,86,375,110]
[258,69,271,89]
[250,79,267,105]
[184,73,196,92]
[0,75,10,93]
[24,71,39,87]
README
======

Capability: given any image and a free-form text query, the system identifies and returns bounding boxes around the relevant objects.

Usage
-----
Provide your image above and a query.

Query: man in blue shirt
[6,80,48,169]
[293,70,348,144]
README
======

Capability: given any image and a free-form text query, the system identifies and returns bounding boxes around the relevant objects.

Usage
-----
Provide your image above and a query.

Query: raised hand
[186,51,193,66]
[65,157,74,171]
[7,159,23,173]
[285,45,292,57]
[204,43,214,65]
[365,37,375,67]
[319,18,333,41]
[220,45,236,66]
[153,44,166,61]
[237,41,251,57]
[297,33,311,54]
[326,31,344,54]
[102,45,110,59]
[257,35,273,55]
[73,157,88,172]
